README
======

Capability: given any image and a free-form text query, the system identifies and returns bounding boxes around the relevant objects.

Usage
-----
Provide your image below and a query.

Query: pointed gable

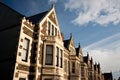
[48,4,58,26]
[64,34,76,55]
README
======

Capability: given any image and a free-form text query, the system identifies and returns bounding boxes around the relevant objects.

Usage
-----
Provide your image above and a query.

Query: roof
[27,11,48,24]
[83,56,88,63]
[64,39,70,50]
[0,2,24,31]
[103,73,113,80]
[76,48,79,56]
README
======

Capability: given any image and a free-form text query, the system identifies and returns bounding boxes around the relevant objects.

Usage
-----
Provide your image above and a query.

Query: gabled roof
[64,39,70,50]
[83,56,88,63]
[75,43,81,56]
[103,72,113,80]
[83,53,89,63]
[27,11,48,24]
[0,2,24,31]
[63,33,75,50]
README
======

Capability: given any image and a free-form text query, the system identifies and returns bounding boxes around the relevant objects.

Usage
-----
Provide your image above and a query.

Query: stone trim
[23,26,33,38]
[23,21,34,30]
[17,64,29,71]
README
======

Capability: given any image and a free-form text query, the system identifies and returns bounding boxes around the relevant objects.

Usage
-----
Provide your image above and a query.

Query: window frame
[22,38,30,62]
[72,62,75,73]
[48,22,51,35]
[60,49,63,68]
[56,47,59,66]
[45,45,53,65]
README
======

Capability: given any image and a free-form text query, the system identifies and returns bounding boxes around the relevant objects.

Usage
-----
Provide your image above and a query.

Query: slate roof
[64,39,70,50]
[27,11,48,24]
[0,2,24,31]
[76,48,79,56]
[103,73,113,80]
[83,56,88,63]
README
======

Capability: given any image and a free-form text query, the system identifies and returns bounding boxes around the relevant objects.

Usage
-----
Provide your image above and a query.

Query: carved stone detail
[48,11,57,25]
[41,20,47,36]
[17,64,29,71]
[23,26,33,38]
[23,21,34,30]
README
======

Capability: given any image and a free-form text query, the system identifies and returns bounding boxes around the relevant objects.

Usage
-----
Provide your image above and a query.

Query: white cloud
[65,0,120,26]
[49,0,58,3]
[83,32,120,72]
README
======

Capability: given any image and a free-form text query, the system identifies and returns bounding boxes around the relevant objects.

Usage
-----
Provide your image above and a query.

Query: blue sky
[1,0,120,79]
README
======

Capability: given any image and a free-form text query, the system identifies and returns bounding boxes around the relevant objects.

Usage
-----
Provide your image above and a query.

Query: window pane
[60,49,62,68]
[23,38,29,49]
[56,47,59,66]
[55,28,57,36]
[52,25,54,35]
[72,62,75,73]
[45,45,53,65]
[22,49,27,61]
[48,22,51,35]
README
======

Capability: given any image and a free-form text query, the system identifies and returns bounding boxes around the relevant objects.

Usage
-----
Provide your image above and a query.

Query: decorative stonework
[23,26,33,38]
[19,45,22,49]
[20,38,23,42]
[18,52,21,56]
[41,20,47,36]
[15,72,19,77]
[17,64,29,71]
[48,11,57,25]
[23,21,34,30]
[64,53,68,58]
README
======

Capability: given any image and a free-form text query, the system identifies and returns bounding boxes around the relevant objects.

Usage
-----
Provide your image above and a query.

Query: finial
[70,33,72,37]
[78,43,81,48]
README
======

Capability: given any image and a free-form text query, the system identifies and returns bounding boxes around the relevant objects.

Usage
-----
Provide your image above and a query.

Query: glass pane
[22,49,27,61]
[56,47,59,66]
[52,25,54,35]
[48,22,51,35]
[46,45,53,65]
[23,38,29,49]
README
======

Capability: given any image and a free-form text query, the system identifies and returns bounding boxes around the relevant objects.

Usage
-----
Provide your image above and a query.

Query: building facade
[0,2,112,80]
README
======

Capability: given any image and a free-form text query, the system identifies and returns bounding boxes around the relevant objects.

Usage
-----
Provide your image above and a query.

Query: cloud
[65,0,120,26]
[83,32,120,72]
[48,0,58,3]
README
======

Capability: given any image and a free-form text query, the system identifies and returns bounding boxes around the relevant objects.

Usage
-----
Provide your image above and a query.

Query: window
[81,66,84,76]
[64,59,67,72]
[72,62,75,73]
[55,28,57,36]
[45,45,53,65]
[19,78,26,80]
[52,25,54,35]
[22,38,29,62]
[48,22,51,35]
[60,49,63,68]
[56,47,59,66]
